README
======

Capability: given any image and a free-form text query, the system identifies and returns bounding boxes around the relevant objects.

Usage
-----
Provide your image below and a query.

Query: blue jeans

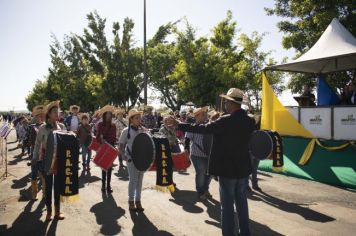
[219,176,250,236]
[81,144,92,167]
[249,157,260,188]
[127,161,145,201]
[190,155,211,195]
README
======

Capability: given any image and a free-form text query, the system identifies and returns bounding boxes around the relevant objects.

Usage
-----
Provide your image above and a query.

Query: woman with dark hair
[33,101,66,221]
[96,105,117,193]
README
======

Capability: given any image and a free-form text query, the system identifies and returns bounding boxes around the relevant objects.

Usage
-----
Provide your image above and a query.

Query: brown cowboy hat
[32,105,45,116]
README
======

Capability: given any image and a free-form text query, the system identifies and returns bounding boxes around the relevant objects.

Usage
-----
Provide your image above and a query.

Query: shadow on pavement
[248,190,335,222]
[203,195,284,235]
[257,171,273,178]
[130,211,173,236]
[8,154,26,166]
[11,173,31,189]
[114,167,129,181]
[78,170,101,189]
[0,199,49,236]
[90,192,125,235]
[169,189,204,214]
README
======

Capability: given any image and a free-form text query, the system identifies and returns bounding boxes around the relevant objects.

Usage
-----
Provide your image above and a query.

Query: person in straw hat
[118,109,146,212]
[33,101,66,221]
[96,105,117,193]
[64,105,80,132]
[170,88,255,236]
[141,105,157,129]
[114,108,128,169]
[184,106,212,201]
[29,105,46,201]
[159,116,181,153]
[77,113,93,172]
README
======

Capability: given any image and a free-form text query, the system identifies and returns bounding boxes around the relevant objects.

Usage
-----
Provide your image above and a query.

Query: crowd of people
[2,87,265,236]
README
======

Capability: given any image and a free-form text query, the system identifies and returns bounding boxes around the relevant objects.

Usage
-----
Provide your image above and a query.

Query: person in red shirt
[97,106,117,193]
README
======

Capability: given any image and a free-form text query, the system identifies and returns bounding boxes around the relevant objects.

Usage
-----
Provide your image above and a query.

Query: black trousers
[45,174,60,210]
[102,168,112,186]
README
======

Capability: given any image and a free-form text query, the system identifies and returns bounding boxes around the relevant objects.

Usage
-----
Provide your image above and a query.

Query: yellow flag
[261,72,314,138]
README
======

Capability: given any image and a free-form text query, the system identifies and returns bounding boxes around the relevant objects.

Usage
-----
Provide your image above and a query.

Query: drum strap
[125,146,132,160]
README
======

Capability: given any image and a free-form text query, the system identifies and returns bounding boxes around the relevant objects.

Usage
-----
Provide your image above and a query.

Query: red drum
[172,152,191,171]
[93,142,119,172]
[148,152,191,171]
[89,136,101,151]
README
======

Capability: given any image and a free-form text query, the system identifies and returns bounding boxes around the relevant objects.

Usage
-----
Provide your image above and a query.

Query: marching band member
[77,113,93,171]
[114,108,128,169]
[96,105,117,193]
[184,106,212,201]
[119,109,145,212]
[29,105,46,201]
[33,101,66,221]
[159,116,181,153]
[141,105,157,129]
[64,105,80,132]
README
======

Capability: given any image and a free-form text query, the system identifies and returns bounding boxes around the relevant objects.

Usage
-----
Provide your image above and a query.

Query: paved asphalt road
[1,129,356,236]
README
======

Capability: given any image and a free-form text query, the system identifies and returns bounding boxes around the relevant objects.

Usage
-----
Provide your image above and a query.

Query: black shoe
[107,186,113,193]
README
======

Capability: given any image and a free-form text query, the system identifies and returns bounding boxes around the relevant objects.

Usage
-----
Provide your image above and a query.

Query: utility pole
[143,0,148,105]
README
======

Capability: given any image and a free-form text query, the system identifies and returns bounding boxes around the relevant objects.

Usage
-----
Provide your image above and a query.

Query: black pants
[102,168,112,187]
[45,174,60,210]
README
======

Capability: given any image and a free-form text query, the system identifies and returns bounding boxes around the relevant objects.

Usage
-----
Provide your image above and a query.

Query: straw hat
[144,105,154,112]
[99,105,116,117]
[127,109,143,120]
[69,105,80,113]
[220,88,248,105]
[45,101,60,115]
[114,108,125,115]
[78,113,89,120]
[32,105,45,116]
[193,106,208,117]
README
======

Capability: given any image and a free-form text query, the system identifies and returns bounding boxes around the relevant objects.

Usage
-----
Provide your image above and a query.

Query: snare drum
[93,142,119,171]
[172,152,190,171]
[88,136,101,151]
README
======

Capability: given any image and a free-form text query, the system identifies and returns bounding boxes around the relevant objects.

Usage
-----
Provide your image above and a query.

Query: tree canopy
[26,10,283,112]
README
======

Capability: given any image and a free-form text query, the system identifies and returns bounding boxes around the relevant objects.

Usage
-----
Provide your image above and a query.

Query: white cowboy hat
[220,88,248,105]
[69,105,80,113]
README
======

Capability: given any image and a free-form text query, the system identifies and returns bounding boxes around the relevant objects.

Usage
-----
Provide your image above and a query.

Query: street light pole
[143,0,148,105]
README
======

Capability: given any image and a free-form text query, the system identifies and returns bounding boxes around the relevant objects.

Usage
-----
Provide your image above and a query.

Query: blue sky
[0,0,296,111]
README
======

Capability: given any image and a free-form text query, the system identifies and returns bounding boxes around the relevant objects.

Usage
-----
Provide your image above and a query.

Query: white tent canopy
[266,18,356,74]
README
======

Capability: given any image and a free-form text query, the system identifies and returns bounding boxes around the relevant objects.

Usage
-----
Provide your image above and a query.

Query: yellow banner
[261,72,314,138]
